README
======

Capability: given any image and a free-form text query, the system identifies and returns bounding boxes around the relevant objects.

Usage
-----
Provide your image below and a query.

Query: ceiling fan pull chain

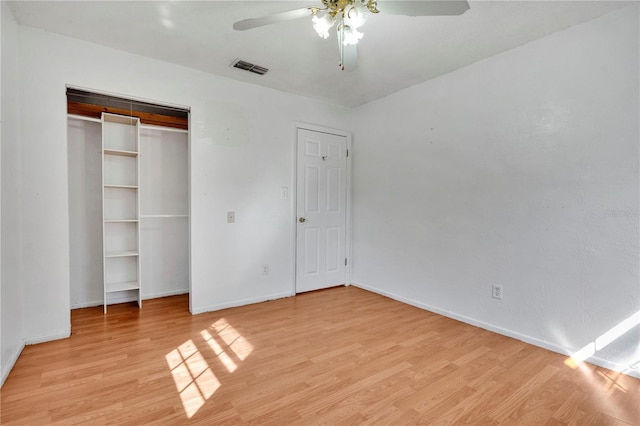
[338,24,345,70]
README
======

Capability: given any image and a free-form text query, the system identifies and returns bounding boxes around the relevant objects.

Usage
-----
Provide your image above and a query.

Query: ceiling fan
[233,0,470,71]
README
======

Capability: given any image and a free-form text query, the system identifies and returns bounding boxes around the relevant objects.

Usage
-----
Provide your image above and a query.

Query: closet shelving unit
[102,113,142,313]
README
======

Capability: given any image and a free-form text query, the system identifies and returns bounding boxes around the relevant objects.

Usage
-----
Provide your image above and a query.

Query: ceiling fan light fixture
[232,0,468,72]
[343,4,366,29]
[340,24,364,46]
[312,12,336,39]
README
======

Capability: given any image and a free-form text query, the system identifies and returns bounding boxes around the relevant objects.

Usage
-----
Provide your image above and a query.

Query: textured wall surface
[351,5,639,375]
[11,23,351,344]
[1,1,25,385]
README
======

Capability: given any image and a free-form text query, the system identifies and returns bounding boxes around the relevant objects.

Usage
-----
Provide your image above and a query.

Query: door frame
[66,84,192,312]
[292,122,352,295]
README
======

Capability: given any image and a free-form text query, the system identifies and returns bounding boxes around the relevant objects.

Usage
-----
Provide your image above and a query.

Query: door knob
[299,217,306,223]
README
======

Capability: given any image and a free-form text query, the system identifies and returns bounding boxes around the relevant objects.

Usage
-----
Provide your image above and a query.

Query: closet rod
[67,114,101,124]
[140,124,189,134]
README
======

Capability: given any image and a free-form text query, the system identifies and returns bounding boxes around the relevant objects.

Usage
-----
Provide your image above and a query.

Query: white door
[296,128,348,293]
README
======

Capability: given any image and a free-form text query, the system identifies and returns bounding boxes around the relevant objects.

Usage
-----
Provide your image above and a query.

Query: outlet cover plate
[492,285,503,300]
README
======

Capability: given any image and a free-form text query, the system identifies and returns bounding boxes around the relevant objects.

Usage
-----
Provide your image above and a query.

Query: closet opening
[67,87,190,313]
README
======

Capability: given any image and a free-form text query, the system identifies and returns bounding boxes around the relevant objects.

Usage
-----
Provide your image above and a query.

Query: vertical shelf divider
[102,113,142,313]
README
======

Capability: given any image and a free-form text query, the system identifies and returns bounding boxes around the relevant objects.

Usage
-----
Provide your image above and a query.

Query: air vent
[232,59,269,75]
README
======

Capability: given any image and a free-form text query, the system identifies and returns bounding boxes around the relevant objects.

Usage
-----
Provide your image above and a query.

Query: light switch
[281,187,289,199]
[227,211,235,223]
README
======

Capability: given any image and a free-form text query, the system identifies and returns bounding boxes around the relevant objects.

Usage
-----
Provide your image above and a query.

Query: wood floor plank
[2,286,638,425]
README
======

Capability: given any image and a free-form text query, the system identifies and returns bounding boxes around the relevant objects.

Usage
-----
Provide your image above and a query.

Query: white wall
[1,0,3,386]
[1,0,3,385]
[1,1,25,384]
[13,23,352,344]
[352,5,639,376]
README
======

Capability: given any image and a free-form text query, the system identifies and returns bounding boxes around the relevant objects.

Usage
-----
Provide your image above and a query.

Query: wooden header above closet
[66,88,189,131]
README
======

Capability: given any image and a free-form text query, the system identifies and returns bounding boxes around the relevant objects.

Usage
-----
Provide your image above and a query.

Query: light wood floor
[2,286,638,425]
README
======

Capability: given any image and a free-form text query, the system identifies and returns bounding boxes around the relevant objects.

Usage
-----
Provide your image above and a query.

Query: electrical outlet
[492,285,503,300]
[261,264,269,275]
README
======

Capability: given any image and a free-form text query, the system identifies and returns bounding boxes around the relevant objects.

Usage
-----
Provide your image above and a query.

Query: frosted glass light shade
[344,4,366,29]
[341,25,364,46]
[312,13,335,39]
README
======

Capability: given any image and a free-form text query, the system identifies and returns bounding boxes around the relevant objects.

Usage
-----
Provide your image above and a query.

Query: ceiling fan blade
[376,1,470,16]
[341,44,358,72]
[233,7,314,31]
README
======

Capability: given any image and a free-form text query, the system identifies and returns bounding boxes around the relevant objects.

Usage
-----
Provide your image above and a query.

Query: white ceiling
[8,1,631,107]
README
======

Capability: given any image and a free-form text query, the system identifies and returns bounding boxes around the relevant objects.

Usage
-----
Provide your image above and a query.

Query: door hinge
[345,258,348,266]
[346,149,349,158]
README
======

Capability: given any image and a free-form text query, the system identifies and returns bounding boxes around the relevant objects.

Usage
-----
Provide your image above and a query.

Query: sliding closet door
[139,127,189,298]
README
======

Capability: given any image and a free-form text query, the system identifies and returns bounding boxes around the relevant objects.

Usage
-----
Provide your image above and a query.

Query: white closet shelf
[104,184,138,189]
[103,113,138,126]
[104,149,138,157]
[105,281,140,293]
[105,250,139,258]
[101,112,142,314]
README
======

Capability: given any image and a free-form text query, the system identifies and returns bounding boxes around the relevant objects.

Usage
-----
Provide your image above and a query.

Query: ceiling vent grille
[232,59,269,75]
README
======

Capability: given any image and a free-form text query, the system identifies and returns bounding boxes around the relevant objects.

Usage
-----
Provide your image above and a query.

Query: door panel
[305,165,320,212]
[303,227,320,275]
[296,128,347,293]
[305,139,322,157]
[325,227,341,272]
[326,166,342,212]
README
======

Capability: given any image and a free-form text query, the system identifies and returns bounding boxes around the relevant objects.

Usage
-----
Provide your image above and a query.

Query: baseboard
[1,340,26,387]
[24,330,71,346]
[145,289,189,300]
[351,281,640,380]
[71,299,105,309]
[71,289,189,309]
[191,291,293,315]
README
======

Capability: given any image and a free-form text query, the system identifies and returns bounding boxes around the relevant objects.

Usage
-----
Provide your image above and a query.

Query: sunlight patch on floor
[166,318,254,418]
[562,308,639,422]
[166,339,221,418]
[212,318,254,361]
[596,369,629,393]
[201,329,238,373]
